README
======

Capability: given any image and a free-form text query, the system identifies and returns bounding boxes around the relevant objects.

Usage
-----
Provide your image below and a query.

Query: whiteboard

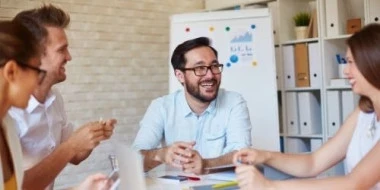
[169,9,280,151]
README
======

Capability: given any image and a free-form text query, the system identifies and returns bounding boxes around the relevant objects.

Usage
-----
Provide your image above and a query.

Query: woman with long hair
[234,23,380,190]
[0,20,110,190]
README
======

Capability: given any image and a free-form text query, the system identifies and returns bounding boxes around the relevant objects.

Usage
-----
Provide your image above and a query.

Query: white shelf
[326,85,352,90]
[323,34,352,41]
[205,0,274,11]
[284,87,321,92]
[281,38,319,45]
[286,134,323,138]
[275,0,365,159]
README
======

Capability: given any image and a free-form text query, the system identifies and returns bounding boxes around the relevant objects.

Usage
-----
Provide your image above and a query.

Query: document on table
[203,170,236,181]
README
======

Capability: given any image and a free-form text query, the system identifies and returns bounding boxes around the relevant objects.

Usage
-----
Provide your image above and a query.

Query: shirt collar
[180,90,218,117]
[26,90,56,113]
[180,91,193,117]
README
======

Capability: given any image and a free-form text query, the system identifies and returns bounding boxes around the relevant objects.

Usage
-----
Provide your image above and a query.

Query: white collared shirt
[8,88,73,190]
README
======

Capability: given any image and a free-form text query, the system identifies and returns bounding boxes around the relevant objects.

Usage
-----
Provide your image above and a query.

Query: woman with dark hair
[0,20,111,190]
[0,20,44,190]
[233,23,380,190]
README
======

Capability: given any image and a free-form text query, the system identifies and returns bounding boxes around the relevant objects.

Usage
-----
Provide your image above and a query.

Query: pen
[99,117,105,125]
[212,181,238,189]
[336,54,341,64]
[177,175,200,181]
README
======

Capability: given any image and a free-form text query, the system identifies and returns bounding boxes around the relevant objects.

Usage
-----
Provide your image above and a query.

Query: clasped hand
[161,141,205,174]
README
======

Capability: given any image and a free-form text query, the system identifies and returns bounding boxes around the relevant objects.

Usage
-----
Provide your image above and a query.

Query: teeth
[201,81,214,86]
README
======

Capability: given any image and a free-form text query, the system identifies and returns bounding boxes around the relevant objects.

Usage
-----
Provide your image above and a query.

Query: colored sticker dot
[252,61,257,66]
[230,55,238,63]
[185,27,190,32]
[251,25,256,29]
[226,63,232,67]
[209,27,214,32]
[225,27,230,31]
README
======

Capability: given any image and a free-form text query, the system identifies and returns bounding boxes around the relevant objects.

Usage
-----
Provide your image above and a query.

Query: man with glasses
[8,5,116,190]
[133,37,252,174]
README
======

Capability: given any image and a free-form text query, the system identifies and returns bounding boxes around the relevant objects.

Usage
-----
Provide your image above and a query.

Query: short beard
[185,79,219,103]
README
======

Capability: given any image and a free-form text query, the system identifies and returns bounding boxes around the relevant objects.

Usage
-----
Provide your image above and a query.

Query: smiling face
[175,46,221,103]
[40,26,71,85]
[344,48,376,96]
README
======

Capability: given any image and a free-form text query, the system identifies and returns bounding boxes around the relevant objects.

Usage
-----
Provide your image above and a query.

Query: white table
[144,164,292,189]
[145,165,235,190]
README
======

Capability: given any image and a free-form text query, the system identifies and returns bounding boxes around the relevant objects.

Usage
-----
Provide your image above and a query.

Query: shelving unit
[205,0,274,11]
[205,0,380,177]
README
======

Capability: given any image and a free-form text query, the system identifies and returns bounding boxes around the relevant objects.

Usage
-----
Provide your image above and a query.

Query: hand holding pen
[99,117,117,139]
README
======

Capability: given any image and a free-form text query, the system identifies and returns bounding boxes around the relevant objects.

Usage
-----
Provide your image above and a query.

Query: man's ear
[2,60,19,84]
[175,69,185,84]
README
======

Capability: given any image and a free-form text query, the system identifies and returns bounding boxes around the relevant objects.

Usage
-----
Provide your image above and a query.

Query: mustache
[199,79,217,84]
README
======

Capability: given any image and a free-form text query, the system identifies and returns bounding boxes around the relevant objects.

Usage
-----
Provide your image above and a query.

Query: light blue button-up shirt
[132,89,252,159]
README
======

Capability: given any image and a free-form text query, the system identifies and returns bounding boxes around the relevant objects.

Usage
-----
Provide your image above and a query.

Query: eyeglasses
[18,62,47,84]
[180,64,224,76]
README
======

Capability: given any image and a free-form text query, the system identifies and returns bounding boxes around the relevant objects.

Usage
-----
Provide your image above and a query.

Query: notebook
[116,145,147,190]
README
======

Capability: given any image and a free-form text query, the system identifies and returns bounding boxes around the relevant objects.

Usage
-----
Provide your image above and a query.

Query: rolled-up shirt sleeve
[132,98,165,151]
[223,94,252,154]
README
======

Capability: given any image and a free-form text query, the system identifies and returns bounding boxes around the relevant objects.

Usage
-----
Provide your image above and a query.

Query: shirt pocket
[205,131,226,158]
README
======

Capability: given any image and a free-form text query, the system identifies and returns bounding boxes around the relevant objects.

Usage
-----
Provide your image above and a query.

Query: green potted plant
[293,12,311,39]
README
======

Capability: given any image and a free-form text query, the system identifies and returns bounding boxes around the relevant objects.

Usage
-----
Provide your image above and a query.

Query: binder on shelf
[285,138,309,153]
[275,47,282,90]
[325,0,346,37]
[327,91,342,136]
[368,0,380,24]
[329,161,345,176]
[297,92,321,135]
[278,92,284,134]
[279,136,284,153]
[307,8,318,38]
[310,139,322,152]
[311,9,318,38]
[330,78,350,87]
[285,92,299,135]
[308,42,322,88]
[268,1,279,44]
[294,43,310,87]
[341,90,359,120]
[283,45,295,89]
[346,18,362,34]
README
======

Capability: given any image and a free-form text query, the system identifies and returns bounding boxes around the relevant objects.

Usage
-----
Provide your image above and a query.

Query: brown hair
[171,37,218,70]
[347,23,380,113]
[0,20,40,68]
[13,4,70,45]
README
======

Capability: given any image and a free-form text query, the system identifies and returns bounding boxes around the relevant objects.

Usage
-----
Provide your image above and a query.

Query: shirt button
[50,145,55,150]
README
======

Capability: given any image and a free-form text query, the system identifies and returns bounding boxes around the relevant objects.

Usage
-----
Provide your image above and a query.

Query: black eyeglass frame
[17,61,47,84]
[179,64,224,76]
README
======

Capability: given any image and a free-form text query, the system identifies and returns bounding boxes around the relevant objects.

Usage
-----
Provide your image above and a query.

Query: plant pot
[295,26,308,40]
